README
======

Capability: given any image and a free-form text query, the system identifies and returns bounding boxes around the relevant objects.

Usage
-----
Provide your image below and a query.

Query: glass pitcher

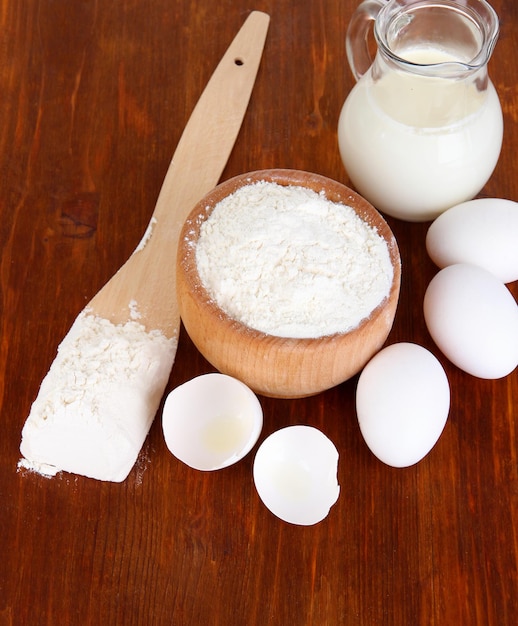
[338,0,503,222]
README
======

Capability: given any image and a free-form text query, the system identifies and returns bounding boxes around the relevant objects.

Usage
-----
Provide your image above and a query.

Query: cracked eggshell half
[253,425,340,526]
[162,373,263,471]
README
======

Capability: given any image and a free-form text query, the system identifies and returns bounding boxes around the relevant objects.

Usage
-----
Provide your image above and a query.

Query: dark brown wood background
[1,1,517,624]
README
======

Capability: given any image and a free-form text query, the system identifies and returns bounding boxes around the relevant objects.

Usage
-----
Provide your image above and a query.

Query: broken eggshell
[162,373,263,471]
[253,425,340,525]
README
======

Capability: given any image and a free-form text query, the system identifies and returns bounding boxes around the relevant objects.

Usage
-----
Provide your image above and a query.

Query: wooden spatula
[91,10,269,336]
[19,11,270,482]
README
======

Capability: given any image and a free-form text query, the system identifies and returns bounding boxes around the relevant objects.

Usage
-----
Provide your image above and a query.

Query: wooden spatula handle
[89,11,270,337]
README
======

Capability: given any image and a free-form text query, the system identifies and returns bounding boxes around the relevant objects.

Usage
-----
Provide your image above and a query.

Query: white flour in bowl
[194,181,394,338]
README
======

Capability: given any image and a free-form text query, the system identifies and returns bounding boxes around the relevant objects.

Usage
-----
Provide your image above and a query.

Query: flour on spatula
[19,309,177,482]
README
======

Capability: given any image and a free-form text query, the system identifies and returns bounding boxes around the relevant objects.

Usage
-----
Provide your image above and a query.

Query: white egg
[426,197,518,283]
[356,343,450,468]
[253,426,340,525]
[162,373,263,471]
[424,263,518,379]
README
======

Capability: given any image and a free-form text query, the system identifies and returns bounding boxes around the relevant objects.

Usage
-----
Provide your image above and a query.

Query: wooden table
[1,1,516,624]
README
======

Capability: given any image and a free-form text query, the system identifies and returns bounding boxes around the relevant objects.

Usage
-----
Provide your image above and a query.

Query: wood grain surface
[1,1,516,624]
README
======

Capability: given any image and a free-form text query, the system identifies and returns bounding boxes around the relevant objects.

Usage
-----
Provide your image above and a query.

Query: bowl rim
[177,168,401,346]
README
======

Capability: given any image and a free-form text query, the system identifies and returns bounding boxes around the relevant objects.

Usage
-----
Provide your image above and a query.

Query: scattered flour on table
[194,181,394,338]
[19,308,177,482]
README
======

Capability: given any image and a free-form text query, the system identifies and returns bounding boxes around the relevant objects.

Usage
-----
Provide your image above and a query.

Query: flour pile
[19,310,177,482]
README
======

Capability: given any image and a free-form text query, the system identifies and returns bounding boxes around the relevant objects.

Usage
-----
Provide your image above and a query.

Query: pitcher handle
[346,0,386,81]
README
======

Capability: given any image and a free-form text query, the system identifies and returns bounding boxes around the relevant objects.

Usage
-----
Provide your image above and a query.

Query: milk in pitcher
[339,0,503,222]
[338,48,503,221]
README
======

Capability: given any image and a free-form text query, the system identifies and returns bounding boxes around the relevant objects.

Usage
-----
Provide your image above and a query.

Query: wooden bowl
[176,169,401,398]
